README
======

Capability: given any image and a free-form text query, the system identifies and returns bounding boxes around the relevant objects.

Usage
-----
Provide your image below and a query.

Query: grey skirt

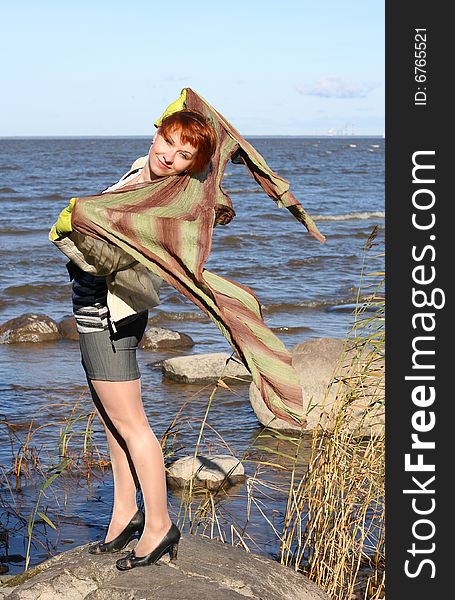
[79,311,148,381]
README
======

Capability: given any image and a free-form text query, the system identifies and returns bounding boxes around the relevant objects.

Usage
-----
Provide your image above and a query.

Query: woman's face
[149,129,198,176]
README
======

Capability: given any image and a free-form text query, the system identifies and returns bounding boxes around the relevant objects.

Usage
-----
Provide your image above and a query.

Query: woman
[52,88,325,570]
[51,109,217,571]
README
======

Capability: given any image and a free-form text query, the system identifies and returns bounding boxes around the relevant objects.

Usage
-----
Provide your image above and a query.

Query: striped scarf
[71,88,325,426]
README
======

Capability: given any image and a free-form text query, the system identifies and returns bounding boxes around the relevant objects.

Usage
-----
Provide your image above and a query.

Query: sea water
[0,136,384,572]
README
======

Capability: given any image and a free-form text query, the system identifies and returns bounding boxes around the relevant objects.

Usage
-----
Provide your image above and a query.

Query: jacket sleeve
[68,230,138,275]
[50,229,137,275]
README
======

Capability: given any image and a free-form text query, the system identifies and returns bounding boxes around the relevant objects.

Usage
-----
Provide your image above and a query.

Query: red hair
[158,110,217,175]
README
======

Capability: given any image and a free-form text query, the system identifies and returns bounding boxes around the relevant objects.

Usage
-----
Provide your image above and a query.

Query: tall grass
[279,231,385,599]
[0,390,110,570]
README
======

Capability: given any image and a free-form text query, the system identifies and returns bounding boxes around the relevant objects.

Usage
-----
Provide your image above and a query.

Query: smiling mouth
[157,157,172,170]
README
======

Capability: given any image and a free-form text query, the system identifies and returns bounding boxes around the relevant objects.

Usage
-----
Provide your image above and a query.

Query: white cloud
[297,77,376,99]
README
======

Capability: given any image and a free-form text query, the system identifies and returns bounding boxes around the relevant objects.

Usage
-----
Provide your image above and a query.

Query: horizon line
[1,133,385,140]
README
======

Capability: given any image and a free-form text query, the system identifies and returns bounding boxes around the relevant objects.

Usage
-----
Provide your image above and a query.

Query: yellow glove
[154,89,187,127]
[50,197,76,241]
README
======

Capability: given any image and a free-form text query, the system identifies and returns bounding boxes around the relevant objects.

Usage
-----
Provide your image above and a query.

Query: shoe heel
[169,542,179,562]
[88,509,144,556]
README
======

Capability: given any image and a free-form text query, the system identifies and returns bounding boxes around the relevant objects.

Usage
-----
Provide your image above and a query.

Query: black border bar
[386,2,450,596]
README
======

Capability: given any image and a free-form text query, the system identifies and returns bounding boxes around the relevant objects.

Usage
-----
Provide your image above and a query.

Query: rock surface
[0,314,60,344]
[250,337,384,434]
[1,534,329,600]
[162,352,251,384]
[58,316,79,341]
[140,327,195,350]
[0,575,14,600]
[166,455,245,490]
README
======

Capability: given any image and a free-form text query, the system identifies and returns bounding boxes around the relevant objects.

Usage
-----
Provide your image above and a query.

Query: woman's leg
[89,378,172,556]
[88,381,140,542]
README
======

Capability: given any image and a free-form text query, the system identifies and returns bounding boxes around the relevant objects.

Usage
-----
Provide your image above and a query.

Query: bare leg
[88,381,140,542]
[90,378,172,556]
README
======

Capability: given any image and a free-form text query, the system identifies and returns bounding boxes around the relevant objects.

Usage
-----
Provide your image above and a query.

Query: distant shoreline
[0,134,384,141]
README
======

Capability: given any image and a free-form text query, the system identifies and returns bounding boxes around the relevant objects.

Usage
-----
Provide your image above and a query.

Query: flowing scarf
[70,88,325,425]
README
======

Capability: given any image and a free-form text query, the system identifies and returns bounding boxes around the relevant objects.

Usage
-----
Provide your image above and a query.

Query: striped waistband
[74,304,109,334]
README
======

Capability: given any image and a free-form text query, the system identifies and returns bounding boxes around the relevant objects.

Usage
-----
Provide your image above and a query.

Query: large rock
[2,534,329,600]
[0,575,14,600]
[0,314,60,344]
[58,316,79,341]
[250,337,384,434]
[162,352,251,384]
[139,327,195,350]
[167,455,245,490]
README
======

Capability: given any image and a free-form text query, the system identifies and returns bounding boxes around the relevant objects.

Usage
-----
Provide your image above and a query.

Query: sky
[0,1,384,137]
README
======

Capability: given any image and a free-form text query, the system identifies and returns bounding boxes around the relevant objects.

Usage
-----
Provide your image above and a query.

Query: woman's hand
[50,198,76,241]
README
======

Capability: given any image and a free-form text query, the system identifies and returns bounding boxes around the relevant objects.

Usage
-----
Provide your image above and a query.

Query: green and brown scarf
[70,88,325,426]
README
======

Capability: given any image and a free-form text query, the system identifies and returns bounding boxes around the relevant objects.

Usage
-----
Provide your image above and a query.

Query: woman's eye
[180,153,190,160]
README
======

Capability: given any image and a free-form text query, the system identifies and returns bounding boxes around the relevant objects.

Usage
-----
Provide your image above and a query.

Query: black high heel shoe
[88,509,144,555]
[116,522,181,570]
